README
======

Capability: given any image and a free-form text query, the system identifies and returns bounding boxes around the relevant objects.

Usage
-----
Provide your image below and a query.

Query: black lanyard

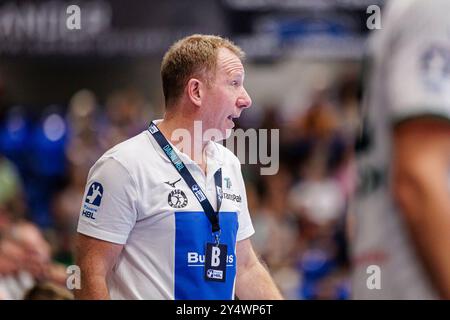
[148,121,223,240]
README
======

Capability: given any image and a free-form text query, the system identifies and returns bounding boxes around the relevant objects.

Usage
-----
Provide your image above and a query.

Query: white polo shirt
[77,121,255,300]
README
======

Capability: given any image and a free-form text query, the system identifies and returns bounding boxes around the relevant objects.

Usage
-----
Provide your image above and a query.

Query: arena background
[0,0,384,300]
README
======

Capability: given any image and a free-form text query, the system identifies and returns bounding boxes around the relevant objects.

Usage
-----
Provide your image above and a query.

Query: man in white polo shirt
[74,34,283,300]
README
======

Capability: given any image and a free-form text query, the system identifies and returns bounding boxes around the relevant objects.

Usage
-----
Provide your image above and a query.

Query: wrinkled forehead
[216,47,244,76]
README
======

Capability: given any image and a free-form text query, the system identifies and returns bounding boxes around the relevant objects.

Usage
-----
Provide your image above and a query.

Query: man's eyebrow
[229,70,244,77]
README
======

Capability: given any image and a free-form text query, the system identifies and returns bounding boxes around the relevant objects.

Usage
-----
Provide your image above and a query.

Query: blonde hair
[161,34,245,108]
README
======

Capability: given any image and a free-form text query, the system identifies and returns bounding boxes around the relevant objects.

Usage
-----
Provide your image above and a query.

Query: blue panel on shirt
[174,211,238,300]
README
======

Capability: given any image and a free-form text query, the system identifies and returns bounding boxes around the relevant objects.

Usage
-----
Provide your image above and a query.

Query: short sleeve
[385,2,450,123]
[77,157,138,244]
[234,164,255,242]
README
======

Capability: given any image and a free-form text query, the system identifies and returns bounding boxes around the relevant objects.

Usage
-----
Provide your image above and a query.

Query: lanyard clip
[213,230,221,246]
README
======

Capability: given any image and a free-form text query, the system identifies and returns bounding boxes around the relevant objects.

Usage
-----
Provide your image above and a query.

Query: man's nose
[237,88,252,109]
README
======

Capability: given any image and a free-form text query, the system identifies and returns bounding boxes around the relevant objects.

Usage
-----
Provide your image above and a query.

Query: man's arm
[393,117,450,299]
[74,233,123,300]
[235,238,283,300]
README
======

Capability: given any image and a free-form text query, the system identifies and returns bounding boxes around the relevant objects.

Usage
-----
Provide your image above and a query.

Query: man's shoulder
[97,131,156,168]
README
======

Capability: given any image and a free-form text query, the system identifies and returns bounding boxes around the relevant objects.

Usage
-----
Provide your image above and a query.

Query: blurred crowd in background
[0,68,361,299]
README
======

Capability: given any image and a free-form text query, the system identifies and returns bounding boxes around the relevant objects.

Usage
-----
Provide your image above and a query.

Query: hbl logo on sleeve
[204,243,227,282]
[85,182,103,206]
[81,182,104,220]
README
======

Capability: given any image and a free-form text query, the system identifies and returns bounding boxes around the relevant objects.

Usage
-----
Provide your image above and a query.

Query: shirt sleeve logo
[85,182,103,206]
[81,182,104,220]
[421,45,450,93]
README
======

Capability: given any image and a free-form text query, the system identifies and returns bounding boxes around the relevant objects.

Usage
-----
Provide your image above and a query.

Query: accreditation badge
[204,243,227,282]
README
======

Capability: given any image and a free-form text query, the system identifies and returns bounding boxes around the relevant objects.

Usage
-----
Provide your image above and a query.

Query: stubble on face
[201,48,246,139]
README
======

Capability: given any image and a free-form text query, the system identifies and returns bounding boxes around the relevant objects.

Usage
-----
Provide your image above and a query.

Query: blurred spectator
[0,154,26,221]
[250,166,298,270]
[101,88,152,150]
[24,281,73,300]
[51,163,88,264]
[0,221,61,299]
[50,89,103,264]
[66,89,103,169]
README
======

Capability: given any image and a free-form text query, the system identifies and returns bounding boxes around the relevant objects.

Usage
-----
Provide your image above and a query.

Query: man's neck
[157,116,208,173]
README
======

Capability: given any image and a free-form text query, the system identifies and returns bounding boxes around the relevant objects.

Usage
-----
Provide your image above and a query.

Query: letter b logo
[211,246,221,267]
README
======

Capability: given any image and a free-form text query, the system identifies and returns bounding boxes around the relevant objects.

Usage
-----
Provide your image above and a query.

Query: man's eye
[232,81,239,86]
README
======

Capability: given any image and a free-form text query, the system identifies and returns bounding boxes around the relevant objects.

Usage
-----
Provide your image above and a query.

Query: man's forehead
[217,47,244,75]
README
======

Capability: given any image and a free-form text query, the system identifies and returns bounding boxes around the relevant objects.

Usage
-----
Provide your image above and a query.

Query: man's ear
[186,78,203,108]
